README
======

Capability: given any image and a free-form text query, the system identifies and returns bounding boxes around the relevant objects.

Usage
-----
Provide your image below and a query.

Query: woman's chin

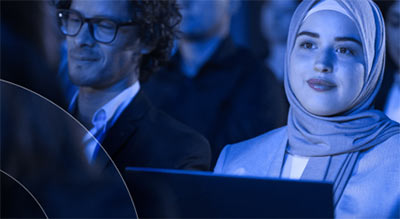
[303,103,343,117]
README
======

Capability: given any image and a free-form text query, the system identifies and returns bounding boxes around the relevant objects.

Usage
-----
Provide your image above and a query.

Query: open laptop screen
[124,167,333,218]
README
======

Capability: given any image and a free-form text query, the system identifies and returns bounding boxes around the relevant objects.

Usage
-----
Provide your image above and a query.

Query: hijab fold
[280,0,400,205]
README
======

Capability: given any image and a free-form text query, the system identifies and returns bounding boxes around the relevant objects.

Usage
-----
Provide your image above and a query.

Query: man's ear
[140,47,152,55]
[140,42,156,55]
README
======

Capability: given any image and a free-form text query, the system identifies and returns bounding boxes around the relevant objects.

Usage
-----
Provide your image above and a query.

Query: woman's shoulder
[361,133,400,160]
[225,126,287,154]
[355,133,400,177]
[214,126,287,175]
[339,133,400,218]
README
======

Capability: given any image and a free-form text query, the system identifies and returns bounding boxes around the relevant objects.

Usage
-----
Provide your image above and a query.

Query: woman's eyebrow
[297,31,319,38]
[297,31,363,47]
[335,37,362,47]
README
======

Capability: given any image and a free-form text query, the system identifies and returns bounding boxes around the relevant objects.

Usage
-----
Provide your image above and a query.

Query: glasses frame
[57,9,137,44]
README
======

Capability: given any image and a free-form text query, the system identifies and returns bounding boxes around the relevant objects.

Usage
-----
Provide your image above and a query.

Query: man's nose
[74,22,95,47]
[314,49,334,73]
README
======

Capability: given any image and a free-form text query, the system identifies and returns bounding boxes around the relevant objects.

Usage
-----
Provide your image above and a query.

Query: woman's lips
[307,78,336,92]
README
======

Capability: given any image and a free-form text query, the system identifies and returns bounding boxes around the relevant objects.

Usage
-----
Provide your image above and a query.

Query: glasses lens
[58,10,81,36]
[93,19,117,43]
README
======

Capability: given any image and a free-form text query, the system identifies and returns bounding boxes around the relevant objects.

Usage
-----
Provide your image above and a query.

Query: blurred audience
[260,0,299,83]
[375,0,400,123]
[259,0,300,122]
[143,0,286,167]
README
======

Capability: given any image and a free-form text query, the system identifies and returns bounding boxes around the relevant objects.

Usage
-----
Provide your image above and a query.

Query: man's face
[67,0,142,90]
[177,0,230,40]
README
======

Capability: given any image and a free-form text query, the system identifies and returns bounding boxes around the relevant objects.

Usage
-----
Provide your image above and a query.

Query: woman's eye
[300,42,314,49]
[336,47,353,55]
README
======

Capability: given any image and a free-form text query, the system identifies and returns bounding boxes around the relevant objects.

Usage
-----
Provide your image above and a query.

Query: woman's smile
[306,78,336,92]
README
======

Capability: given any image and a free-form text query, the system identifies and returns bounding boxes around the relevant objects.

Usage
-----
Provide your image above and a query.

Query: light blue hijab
[283,0,400,206]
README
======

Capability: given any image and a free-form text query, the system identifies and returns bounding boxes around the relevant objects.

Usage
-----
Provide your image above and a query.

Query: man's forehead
[70,0,133,20]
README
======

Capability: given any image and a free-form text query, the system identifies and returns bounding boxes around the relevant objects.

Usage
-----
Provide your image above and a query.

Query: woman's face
[289,10,365,116]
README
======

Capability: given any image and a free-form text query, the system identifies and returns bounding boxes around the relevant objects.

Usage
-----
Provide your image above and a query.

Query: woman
[214,0,400,217]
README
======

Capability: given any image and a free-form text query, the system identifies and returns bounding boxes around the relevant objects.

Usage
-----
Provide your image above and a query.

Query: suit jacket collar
[94,90,152,170]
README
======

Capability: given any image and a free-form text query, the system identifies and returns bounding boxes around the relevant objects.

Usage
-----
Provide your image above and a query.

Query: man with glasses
[56,0,211,172]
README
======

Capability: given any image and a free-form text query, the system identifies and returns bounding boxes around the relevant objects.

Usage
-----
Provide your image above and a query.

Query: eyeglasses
[57,9,137,44]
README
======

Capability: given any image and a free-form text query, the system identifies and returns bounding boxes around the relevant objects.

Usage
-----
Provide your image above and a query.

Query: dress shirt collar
[69,81,140,130]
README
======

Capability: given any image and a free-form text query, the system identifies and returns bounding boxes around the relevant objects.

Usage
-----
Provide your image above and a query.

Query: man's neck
[77,78,136,128]
[179,35,223,78]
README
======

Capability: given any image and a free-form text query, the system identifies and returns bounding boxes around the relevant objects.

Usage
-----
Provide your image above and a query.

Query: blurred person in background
[375,0,400,123]
[259,0,300,121]
[1,0,67,108]
[260,0,299,83]
[143,0,286,167]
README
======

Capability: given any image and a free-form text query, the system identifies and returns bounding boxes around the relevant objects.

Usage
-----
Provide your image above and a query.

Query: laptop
[124,167,334,218]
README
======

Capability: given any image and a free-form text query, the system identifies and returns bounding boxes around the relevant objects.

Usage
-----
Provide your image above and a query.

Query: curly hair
[56,0,181,81]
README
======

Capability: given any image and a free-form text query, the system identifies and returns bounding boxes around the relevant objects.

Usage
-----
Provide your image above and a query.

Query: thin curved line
[0,79,138,218]
[0,170,49,218]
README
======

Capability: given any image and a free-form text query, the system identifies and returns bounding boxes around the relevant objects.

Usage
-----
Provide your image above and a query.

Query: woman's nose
[314,49,333,73]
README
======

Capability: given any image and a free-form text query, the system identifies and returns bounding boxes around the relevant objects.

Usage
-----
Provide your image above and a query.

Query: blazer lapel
[94,90,152,170]
[265,131,288,178]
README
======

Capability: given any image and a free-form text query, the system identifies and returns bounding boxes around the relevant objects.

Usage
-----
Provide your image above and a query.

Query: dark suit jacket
[143,37,287,167]
[95,90,211,172]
